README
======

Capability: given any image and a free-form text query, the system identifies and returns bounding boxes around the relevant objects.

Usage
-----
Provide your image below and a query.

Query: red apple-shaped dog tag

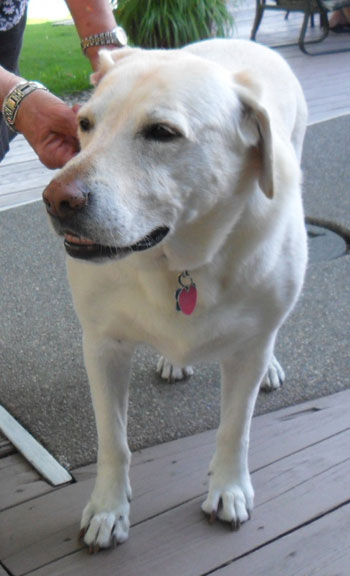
[176,271,197,315]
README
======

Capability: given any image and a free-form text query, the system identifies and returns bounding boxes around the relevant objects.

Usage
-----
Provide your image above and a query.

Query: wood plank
[0,433,15,459]
[217,503,350,575]
[0,454,53,511]
[0,189,42,211]
[1,393,349,575]
[0,406,72,486]
[0,138,38,166]
[0,160,55,194]
[23,430,350,576]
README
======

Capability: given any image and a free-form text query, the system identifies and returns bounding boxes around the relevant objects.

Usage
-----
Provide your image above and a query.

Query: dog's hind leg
[156,355,194,382]
[261,353,285,391]
[79,335,135,552]
[157,354,284,389]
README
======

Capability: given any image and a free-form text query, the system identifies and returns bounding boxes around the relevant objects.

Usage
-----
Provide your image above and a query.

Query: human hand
[15,89,80,169]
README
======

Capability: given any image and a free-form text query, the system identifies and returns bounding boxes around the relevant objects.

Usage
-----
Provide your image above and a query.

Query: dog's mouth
[63,226,170,260]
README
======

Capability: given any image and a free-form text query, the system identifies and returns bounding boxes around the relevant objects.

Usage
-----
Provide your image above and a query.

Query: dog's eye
[79,117,93,132]
[143,124,182,142]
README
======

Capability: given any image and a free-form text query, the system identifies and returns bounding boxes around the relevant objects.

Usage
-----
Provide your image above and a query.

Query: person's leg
[0,10,27,161]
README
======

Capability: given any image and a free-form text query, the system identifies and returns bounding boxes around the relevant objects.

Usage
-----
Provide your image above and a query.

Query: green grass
[19,22,92,96]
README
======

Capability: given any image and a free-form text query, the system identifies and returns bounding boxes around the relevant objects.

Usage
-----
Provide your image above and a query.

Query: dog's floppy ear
[90,47,139,85]
[234,72,274,199]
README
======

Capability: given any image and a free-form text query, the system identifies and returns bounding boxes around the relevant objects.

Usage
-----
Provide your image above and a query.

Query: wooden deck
[0,390,349,575]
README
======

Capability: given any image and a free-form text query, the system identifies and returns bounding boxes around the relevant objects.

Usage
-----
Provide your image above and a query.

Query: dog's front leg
[202,337,274,528]
[80,335,134,551]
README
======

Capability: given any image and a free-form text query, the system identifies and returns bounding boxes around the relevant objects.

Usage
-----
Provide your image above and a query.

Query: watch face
[115,27,127,46]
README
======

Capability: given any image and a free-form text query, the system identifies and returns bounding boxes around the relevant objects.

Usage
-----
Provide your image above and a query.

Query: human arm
[0,0,123,168]
[0,66,79,169]
[65,0,123,70]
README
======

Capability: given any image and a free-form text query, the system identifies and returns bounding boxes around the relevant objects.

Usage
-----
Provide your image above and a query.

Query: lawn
[19,22,92,96]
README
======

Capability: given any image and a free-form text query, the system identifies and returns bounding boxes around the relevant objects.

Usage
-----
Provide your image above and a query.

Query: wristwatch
[81,26,128,54]
[2,81,48,131]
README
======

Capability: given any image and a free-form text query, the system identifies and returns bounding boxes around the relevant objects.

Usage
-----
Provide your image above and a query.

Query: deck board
[0,186,45,211]
[0,136,38,166]
[0,432,14,459]
[0,453,54,512]
[22,428,350,576]
[218,503,350,575]
[0,390,349,575]
[0,160,56,195]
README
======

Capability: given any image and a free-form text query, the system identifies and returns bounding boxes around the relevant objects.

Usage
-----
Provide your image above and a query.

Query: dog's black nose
[43,178,89,219]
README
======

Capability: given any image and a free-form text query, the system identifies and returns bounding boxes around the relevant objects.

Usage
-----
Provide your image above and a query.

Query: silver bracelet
[2,81,48,132]
[80,26,127,54]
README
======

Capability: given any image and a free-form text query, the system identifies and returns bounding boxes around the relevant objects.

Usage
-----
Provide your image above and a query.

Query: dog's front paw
[157,356,194,382]
[202,472,254,529]
[261,354,285,391]
[80,493,130,552]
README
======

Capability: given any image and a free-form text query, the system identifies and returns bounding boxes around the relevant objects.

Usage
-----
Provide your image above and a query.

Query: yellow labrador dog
[43,39,308,551]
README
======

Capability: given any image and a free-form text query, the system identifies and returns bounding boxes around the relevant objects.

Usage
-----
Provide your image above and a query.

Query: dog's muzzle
[43,177,169,261]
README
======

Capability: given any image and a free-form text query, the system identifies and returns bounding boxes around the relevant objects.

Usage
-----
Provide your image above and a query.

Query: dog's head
[43,46,276,267]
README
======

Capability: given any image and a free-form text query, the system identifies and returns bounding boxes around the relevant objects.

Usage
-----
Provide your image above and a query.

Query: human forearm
[65,0,120,69]
[65,0,117,37]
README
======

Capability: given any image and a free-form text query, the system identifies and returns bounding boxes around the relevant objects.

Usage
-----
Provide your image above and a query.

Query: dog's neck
[163,200,246,272]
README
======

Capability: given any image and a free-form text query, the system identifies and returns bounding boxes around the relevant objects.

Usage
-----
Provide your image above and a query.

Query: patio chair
[251,0,350,54]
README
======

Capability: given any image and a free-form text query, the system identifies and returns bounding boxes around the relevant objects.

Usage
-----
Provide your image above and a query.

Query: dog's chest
[68,259,261,366]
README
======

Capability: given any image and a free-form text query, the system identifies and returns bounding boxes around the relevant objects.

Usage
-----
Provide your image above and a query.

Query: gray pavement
[0,116,349,469]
